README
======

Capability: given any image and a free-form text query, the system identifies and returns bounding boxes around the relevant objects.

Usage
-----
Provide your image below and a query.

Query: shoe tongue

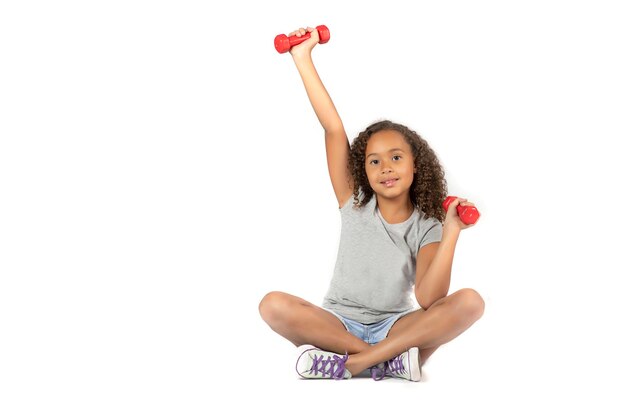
[315,352,349,379]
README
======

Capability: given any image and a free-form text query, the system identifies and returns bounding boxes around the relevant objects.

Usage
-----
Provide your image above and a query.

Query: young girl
[259,27,484,381]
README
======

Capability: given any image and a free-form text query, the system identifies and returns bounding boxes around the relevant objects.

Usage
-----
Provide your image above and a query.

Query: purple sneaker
[371,347,421,382]
[296,345,352,380]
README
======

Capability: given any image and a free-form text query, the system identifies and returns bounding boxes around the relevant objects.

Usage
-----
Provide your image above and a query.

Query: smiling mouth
[381,179,399,187]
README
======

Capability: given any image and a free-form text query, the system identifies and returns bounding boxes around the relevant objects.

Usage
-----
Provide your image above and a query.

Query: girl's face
[364,129,416,200]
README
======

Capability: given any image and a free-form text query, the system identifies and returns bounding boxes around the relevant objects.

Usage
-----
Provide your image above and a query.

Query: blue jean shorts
[324,309,415,345]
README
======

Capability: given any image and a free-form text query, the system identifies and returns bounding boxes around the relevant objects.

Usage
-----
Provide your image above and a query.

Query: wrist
[291,49,313,62]
[442,224,461,240]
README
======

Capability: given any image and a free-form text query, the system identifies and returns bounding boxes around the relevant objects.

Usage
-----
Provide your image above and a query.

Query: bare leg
[344,288,485,376]
[258,291,370,354]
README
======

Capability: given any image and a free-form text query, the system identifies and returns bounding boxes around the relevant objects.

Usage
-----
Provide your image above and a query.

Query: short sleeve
[417,216,443,249]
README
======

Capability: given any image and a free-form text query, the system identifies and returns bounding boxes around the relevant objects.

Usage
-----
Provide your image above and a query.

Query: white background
[1,1,625,415]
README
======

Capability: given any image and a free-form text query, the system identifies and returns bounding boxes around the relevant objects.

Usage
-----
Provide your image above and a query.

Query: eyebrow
[366,148,406,159]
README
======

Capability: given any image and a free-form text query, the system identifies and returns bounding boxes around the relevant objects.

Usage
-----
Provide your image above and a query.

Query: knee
[258,291,292,324]
[455,288,485,322]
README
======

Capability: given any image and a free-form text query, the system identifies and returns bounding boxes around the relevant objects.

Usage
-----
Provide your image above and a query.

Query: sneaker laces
[370,364,386,381]
[386,354,408,377]
[306,352,349,380]
[370,353,408,381]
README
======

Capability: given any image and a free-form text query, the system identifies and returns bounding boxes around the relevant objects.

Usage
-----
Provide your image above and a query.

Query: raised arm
[289,27,353,207]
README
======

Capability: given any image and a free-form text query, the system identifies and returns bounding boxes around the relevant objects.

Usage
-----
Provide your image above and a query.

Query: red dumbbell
[274,25,331,54]
[443,196,480,225]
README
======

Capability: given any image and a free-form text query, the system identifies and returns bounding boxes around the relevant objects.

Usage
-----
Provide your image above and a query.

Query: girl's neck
[376,195,414,224]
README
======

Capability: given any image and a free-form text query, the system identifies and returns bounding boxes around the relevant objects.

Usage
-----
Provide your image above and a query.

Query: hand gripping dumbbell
[274,25,331,54]
[443,196,480,225]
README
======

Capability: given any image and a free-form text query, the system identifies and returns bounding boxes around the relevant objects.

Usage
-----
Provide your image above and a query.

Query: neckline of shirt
[376,206,417,226]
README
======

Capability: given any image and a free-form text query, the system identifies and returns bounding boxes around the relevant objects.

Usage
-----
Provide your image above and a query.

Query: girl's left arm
[413,228,459,309]
[414,198,476,309]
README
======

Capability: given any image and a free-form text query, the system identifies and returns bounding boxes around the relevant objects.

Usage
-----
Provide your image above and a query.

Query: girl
[259,27,484,381]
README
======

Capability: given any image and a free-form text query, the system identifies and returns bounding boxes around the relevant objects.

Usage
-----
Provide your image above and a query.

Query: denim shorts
[324,309,415,345]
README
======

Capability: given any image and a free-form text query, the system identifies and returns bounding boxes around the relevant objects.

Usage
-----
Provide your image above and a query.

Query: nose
[380,161,393,174]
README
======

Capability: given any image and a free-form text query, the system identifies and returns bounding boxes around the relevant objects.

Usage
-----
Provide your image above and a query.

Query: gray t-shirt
[322,190,443,324]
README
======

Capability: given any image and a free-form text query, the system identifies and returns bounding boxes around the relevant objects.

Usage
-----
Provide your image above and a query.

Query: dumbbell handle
[443,196,480,225]
[274,25,330,54]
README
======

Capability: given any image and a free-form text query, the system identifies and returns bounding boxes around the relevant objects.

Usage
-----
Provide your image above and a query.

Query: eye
[370,155,402,165]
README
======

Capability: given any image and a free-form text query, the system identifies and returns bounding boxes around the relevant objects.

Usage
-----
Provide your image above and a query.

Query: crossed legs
[258,288,484,376]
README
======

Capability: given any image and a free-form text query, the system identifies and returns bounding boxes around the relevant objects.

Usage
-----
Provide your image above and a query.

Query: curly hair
[347,120,448,223]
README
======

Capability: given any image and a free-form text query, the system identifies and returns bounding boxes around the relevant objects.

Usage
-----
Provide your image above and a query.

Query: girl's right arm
[289,27,354,207]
